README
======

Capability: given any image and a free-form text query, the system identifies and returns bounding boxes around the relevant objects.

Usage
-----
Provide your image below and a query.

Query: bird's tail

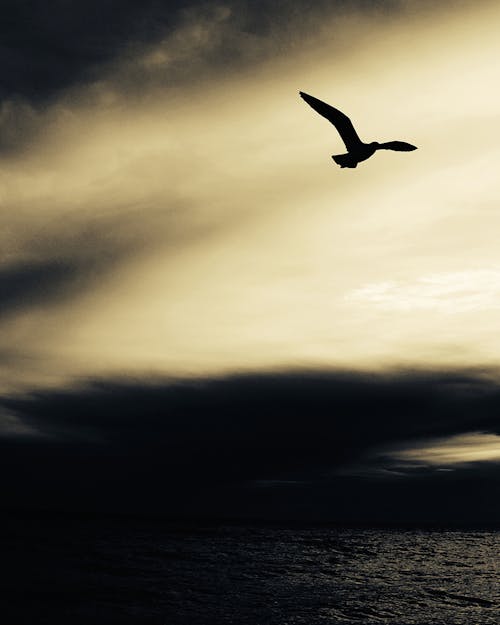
[332,153,358,168]
[377,141,417,152]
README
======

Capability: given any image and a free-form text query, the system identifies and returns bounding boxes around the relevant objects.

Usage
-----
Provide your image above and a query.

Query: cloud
[1,368,499,520]
[0,0,460,152]
[0,260,79,319]
[0,197,192,322]
[0,0,193,102]
[346,269,500,313]
[390,432,500,465]
[1,0,439,97]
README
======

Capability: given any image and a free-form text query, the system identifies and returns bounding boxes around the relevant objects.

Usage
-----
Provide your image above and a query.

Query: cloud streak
[347,269,500,313]
[392,432,500,465]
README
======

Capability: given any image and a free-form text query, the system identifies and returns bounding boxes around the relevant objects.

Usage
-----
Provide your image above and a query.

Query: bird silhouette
[299,91,417,168]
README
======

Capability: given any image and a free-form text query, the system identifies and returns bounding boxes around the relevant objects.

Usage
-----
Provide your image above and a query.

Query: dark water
[3,517,498,624]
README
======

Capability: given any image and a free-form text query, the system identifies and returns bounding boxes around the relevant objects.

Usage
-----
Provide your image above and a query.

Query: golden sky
[2,0,500,392]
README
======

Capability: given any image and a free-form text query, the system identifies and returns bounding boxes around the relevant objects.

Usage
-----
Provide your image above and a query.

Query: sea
[3,516,498,625]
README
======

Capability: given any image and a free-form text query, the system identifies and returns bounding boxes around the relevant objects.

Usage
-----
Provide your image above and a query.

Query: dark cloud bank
[0,0,365,156]
[2,369,499,523]
[0,0,397,102]
[0,0,446,153]
[0,1,431,117]
[1,2,400,88]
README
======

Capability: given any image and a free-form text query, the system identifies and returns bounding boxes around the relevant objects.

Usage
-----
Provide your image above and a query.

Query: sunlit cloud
[346,269,500,313]
[393,432,500,465]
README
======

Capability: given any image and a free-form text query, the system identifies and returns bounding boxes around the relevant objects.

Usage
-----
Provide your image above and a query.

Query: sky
[1,0,499,521]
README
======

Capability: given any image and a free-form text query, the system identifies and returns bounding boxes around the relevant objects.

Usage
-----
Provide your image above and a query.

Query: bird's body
[332,143,378,168]
[299,91,417,168]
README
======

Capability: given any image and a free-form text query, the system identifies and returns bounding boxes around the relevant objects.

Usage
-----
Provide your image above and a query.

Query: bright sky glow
[2,1,500,391]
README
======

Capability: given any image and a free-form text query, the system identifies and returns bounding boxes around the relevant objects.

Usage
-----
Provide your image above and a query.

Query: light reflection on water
[4,520,499,624]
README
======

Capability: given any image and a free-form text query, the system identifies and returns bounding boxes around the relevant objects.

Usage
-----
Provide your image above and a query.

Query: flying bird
[299,91,417,168]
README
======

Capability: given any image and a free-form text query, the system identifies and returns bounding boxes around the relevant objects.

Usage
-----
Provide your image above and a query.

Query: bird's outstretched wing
[377,141,417,151]
[299,91,363,152]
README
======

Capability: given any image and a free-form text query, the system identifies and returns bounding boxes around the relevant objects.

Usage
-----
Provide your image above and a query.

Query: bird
[299,91,417,168]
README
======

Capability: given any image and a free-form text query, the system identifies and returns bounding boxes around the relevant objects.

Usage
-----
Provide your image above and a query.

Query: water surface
[3,518,498,624]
